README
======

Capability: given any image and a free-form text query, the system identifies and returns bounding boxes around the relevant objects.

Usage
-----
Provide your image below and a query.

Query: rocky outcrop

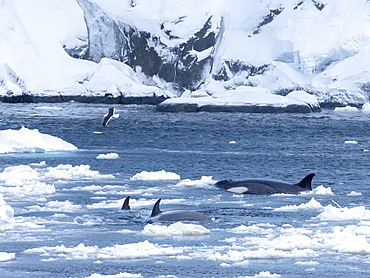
[77,0,220,92]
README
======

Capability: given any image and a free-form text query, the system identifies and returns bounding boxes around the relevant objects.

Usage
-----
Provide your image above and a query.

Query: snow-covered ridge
[1,0,370,108]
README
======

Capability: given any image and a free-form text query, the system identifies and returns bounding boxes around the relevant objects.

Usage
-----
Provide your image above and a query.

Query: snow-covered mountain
[0,0,369,107]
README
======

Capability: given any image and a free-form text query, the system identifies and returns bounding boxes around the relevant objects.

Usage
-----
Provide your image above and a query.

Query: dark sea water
[1,103,370,278]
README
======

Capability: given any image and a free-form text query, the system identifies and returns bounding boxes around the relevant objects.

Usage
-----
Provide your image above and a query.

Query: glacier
[0,0,369,109]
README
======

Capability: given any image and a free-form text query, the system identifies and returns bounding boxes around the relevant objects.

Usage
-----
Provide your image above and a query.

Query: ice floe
[24,240,183,261]
[141,222,210,237]
[0,127,77,153]
[96,153,120,159]
[130,170,181,181]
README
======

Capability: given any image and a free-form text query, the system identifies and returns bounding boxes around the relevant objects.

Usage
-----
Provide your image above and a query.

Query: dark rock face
[0,94,166,104]
[77,0,220,92]
[156,102,314,113]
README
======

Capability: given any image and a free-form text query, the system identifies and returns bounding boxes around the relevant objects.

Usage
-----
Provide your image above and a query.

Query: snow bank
[1,0,370,106]
[0,127,77,153]
[130,170,180,181]
[157,87,320,113]
[141,222,210,237]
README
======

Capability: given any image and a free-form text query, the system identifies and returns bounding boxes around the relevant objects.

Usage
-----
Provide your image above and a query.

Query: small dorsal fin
[151,199,162,217]
[121,196,131,210]
[296,173,315,190]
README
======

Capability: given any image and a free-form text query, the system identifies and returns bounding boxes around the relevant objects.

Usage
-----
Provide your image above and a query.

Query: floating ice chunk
[0,127,77,153]
[141,222,210,237]
[229,141,237,144]
[315,205,370,221]
[362,103,370,113]
[274,198,323,212]
[333,106,359,113]
[301,185,334,196]
[96,153,120,159]
[294,261,320,266]
[85,273,143,278]
[344,140,358,144]
[24,240,183,261]
[43,164,115,180]
[347,191,362,196]
[26,200,82,213]
[130,170,180,181]
[175,176,215,187]
[0,194,14,231]
[0,252,15,262]
[244,271,281,278]
[0,165,55,197]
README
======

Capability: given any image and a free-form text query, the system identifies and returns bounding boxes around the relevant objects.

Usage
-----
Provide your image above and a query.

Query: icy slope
[0,0,369,106]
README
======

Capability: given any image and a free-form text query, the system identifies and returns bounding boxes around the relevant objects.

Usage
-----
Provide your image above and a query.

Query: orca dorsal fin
[121,196,131,210]
[151,199,162,217]
[296,173,315,190]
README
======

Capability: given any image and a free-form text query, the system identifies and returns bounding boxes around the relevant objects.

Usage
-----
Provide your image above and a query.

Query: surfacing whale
[215,173,315,194]
[146,199,211,224]
[121,196,131,210]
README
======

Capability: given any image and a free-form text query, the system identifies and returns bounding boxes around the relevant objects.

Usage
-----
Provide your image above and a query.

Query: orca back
[121,196,131,210]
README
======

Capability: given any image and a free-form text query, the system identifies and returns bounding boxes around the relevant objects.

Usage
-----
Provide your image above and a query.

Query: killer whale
[215,173,315,194]
[146,199,211,224]
[121,196,131,210]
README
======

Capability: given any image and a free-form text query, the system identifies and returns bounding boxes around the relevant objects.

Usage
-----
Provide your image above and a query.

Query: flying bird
[102,107,119,127]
